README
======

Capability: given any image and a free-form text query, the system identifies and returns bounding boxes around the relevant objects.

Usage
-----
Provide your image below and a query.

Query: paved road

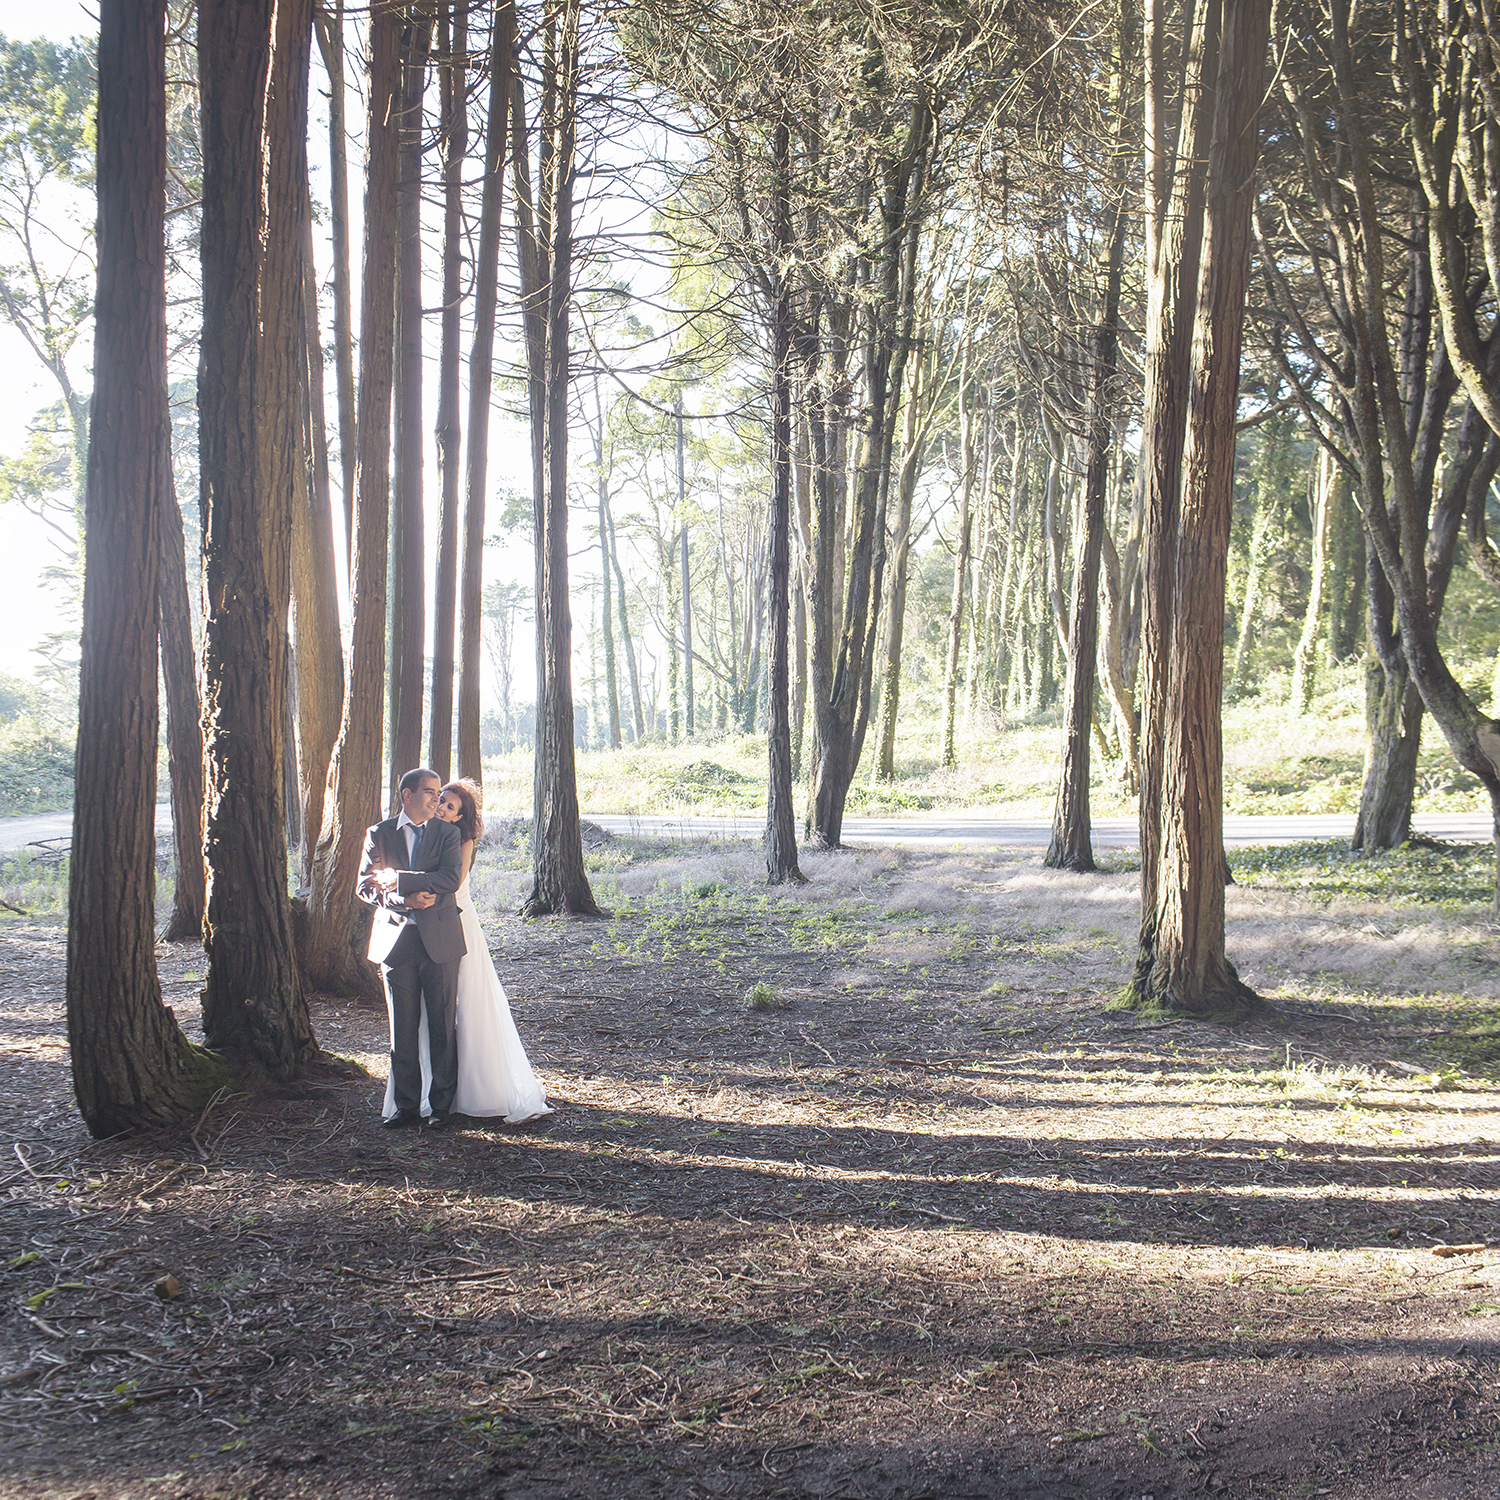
[0,804,173,857]
[4,805,1492,858]
[583,810,1496,849]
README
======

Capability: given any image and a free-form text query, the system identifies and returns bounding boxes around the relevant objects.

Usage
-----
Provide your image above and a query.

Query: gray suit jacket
[356,816,467,966]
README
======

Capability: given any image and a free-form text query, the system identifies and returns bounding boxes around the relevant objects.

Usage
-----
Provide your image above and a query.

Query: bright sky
[0,2,94,679]
[0,1,667,706]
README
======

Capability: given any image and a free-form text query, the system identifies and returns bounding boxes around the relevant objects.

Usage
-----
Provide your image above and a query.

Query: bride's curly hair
[440,778,484,844]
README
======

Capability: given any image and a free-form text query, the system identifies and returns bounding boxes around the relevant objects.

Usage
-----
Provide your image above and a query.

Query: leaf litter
[0,834,1497,1497]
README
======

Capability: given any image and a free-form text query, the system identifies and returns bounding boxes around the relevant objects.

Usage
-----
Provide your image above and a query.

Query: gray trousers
[383,923,461,1116]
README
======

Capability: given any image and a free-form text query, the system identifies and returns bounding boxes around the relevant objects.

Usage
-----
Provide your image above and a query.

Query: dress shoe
[426,1112,451,1132]
[383,1108,421,1130]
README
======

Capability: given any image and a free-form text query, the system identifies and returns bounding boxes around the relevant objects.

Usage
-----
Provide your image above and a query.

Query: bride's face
[436,791,463,825]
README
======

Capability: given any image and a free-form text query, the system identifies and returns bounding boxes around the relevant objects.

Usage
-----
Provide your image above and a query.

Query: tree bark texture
[595,405,622,750]
[1354,661,1423,849]
[305,2,401,997]
[942,337,975,772]
[525,0,599,918]
[766,116,802,886]
[157,430,206,942]
[608,505,646,741]
[1047,160,1132,874]
[1291,449,1338,714]
[313,1,356,556]
[677,398,694,737]
[69,0,225,1136]
[429,1,467,780]
[198,0,318,1072]
[290,198,344,888]
[1133,0,1219,991]
[1322,0,1500,893]
[874,409,926,783]
[457,0,516,782]
[387,13,431,807]
[806,105,929,847]
[1144,0,1270,1019]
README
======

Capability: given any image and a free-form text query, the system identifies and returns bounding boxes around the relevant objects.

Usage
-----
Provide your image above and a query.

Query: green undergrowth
[0,847,69,917]
[0,719,74,815]
[1228,838,1497,909]
[470,659,1492,822]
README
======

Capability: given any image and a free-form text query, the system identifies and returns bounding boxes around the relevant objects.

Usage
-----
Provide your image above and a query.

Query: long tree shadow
[3,1094,1495,1499]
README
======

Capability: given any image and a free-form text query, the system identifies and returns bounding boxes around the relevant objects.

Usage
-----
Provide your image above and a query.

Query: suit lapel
[380,818,406,870]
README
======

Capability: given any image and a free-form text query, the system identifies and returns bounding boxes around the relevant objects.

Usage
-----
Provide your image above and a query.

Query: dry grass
[479,659,1491,823]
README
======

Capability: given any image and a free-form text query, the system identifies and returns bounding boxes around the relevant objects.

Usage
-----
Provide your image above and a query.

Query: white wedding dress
[381,874,552,1123]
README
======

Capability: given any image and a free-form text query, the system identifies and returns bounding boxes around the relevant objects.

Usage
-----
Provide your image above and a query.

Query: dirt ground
[1,833,1497,1499]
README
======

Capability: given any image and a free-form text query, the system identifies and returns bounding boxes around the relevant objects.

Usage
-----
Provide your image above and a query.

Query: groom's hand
[406,891,436,910]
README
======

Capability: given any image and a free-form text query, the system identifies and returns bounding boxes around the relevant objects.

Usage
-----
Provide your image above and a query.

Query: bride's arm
[460,839,475,883]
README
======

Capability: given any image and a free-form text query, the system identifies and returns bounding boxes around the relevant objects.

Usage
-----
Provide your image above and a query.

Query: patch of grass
[471,658,1495,825]
[1420,1006,1500,1075]
[0,847,71,917]
[743,981,789,1012]
[1228,839,1496,909]
[652,760,760,806]
[0,719,74,816]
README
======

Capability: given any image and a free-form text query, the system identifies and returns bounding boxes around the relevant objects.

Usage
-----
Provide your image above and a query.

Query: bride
[381,778,551,1125]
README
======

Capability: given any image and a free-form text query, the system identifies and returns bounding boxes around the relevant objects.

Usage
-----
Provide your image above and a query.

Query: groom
[357,767,467,1131]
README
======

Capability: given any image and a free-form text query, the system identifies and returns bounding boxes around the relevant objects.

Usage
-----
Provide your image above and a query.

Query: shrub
[0,718,74,815]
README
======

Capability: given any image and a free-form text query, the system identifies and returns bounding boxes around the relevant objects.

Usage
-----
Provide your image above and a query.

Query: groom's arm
[395,822,464,898]
[356,825,397,910]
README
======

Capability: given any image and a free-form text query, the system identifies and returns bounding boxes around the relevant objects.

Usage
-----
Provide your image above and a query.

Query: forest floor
[1,830,1499,1499]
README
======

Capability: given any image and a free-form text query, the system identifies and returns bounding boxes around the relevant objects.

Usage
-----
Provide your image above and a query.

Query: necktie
[408,822,425,862]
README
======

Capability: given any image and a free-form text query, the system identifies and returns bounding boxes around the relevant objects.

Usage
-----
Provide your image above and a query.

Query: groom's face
[402,774,441,824]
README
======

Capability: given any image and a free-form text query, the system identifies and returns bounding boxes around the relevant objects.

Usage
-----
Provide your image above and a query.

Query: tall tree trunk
[942,336,975,771]
[524,0,599,917]
[158,432,206,941]
[1047,137,1133,874]
[873,425,925,783]
[1133,0,1220,994]
[1291,448,1338,713]
[457,0,516,782]
[289,197,344,887]
[1354,657,1423,849]
[519,26,552,799]
[1327,466,1364,660]
[305,1,400,999]
[767,114,802,884]
[429,1,467,779]
[993,421,1027,716]
[198,0,318,1070]
[388,13,432,804]
[607,505,645,741]
[1229,419,1286,693]
[1142,0,1270,1018]
[792,407,811,780]
[313,0,356,557]
[806,100,930,847]
[677,396,694,737]
[70,0,224,1135]
[1041,411,1069,651]
[595,396,622,749]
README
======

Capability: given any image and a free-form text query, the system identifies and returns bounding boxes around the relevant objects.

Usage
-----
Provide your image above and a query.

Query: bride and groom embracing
[357,767,550,1131]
